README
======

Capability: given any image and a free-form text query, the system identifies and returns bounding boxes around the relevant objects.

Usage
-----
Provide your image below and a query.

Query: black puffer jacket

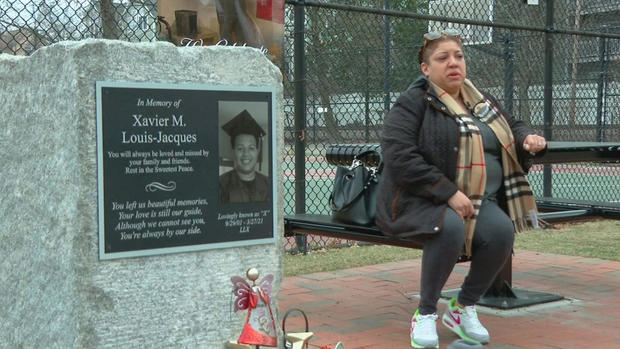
[375,76,536,239]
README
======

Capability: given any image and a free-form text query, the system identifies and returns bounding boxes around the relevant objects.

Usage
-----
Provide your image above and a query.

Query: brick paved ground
[278,250,620,349]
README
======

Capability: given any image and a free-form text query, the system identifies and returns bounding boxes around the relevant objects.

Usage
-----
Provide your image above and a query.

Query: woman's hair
[417,35,462,64]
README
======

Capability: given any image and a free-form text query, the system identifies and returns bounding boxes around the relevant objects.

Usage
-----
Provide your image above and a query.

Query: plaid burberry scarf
[430,79,538,256]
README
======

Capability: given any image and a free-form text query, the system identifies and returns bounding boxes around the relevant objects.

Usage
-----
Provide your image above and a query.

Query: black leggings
[418,199,515,314]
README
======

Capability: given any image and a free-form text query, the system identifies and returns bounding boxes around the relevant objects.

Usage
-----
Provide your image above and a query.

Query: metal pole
[365,50,370,142]
[596,33,607,142]
[383,0,391,112]
[293,0,308,253]
[543,0,554,197]
[294,0,306,214]
[313,96,317,140]
[503,32,515,115]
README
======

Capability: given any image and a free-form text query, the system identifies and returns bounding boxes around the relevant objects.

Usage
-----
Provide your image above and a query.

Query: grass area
[284,244,422,276]
[283,218,619,277]
[514,218,620,261]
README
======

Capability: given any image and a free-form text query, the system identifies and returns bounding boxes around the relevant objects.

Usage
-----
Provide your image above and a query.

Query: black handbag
[329,150,383,226]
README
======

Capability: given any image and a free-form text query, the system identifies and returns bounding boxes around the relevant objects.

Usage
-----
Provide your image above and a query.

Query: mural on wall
[157,0,284,67]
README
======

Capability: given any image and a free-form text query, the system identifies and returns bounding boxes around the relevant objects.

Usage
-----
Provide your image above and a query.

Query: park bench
[284,141,620,309]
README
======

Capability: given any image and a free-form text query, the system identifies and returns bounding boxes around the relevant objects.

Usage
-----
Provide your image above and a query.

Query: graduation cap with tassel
[222,109,266,171]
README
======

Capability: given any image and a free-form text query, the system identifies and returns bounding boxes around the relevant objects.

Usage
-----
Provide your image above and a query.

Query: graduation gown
[219,170,269,203]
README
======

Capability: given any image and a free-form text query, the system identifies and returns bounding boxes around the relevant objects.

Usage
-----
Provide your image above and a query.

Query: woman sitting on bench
[375,28,546,348]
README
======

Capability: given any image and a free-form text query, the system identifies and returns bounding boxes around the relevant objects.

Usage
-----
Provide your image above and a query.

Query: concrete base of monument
[225,341,255,349]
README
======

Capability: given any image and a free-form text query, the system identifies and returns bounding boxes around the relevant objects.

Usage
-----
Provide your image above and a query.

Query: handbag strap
[282,308,309,335]
[351,149,383,175]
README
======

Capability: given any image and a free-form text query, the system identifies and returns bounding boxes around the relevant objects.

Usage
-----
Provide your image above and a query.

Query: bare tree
[568,0,583,127]
[100,0,118,39]
[306,6,343,142]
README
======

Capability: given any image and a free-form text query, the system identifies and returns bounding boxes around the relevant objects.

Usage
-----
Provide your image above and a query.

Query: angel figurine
[231,268,278,347]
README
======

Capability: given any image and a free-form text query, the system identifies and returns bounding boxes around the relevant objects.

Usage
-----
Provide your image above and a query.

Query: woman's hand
[447,190,474,220]
[523,134,547,154]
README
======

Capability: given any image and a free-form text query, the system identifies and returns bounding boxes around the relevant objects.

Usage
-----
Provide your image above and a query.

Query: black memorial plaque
[96,82,276,259]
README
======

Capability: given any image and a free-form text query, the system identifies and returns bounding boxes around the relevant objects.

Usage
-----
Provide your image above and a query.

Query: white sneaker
[410,309,439,348]
[442,298,490,344]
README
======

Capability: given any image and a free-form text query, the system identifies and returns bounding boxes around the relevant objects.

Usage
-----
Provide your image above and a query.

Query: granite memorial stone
[0,39,283,348]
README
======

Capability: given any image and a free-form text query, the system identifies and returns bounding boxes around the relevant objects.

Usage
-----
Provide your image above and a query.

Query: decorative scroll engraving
[145,181,177,192]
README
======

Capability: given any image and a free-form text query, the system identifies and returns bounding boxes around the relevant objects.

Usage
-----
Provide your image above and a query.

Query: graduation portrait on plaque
[219,109,269,204]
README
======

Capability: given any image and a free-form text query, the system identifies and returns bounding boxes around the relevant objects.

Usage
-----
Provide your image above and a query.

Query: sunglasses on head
[423,28,461,41]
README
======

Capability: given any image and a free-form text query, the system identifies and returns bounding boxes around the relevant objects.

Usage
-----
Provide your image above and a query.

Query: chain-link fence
[281,0,620,251]
[0,1,159,54]
[2,0,619,252]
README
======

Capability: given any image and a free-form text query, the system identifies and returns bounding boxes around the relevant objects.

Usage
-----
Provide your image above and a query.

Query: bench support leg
[441,256,564,309]
[294,234,308,255]
[484,256,514,297]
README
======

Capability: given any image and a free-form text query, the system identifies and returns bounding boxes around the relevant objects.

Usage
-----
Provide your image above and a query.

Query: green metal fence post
[503,32,515,115]
[383,0,391,112]
[294,0,308,253]
[543,0,554,197]
[596,30,608,142]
